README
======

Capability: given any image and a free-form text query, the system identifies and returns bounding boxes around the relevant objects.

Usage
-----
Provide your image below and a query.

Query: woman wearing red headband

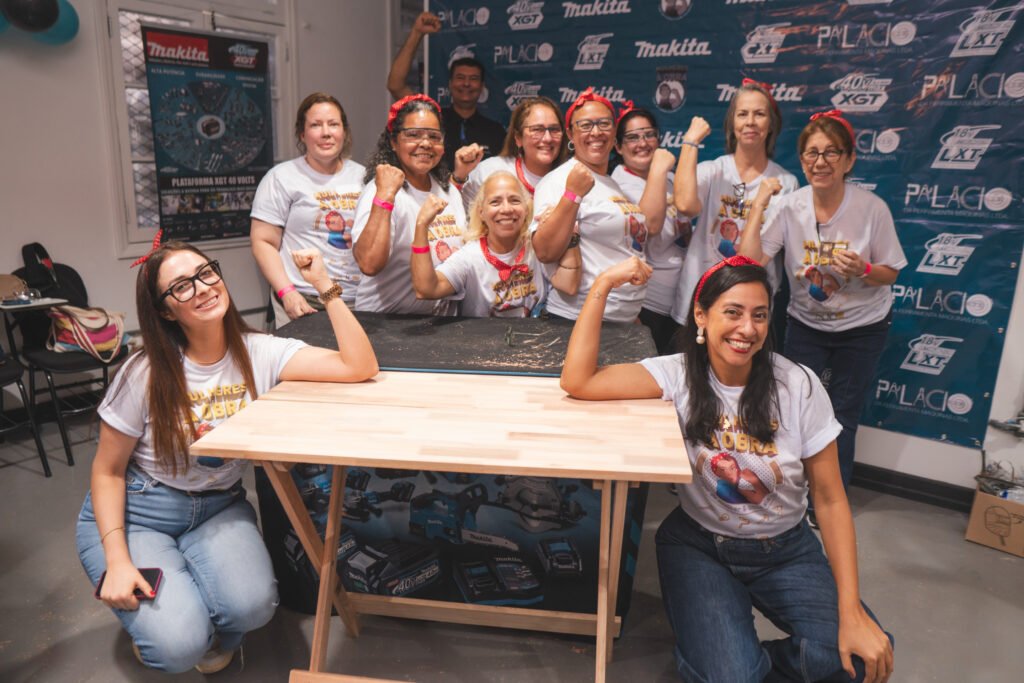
[611,104,688,352]
[352,95,466,314]
[670,79,799,326]
[738,110,906,500]
[561,255,893,683]
[531,88,662,322]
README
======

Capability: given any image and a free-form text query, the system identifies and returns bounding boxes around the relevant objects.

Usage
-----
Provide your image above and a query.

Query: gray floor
[1,417,1021,683]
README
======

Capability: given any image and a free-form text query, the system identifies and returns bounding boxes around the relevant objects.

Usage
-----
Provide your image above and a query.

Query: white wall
[0,1,1019,490]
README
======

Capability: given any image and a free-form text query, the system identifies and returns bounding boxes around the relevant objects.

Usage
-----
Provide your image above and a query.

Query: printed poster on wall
[141,26,273,242]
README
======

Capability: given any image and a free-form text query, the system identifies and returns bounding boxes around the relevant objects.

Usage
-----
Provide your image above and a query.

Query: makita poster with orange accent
[141,26,272,241]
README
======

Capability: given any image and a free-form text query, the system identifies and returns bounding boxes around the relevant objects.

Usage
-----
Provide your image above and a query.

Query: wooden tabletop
[192,371,691,483]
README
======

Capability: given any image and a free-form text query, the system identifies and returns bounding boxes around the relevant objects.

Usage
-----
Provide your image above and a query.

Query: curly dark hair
[363,100,451,191]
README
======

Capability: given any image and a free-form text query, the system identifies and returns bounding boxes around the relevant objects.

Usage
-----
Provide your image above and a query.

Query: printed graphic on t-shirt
[428,214,461,265]
[695,413,785,528]
[314,190,359,250]
[186,382,248,468]
[610,196,646,253]
[668,204,693,251]
[710,188,752,258]
[490,267,539,317]
[797,239,851,320]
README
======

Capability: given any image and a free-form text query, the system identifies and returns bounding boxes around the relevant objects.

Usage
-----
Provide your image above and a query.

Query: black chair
[0,354,52,477]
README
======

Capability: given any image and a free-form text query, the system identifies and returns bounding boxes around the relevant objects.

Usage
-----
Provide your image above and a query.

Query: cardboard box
[965,489,1024,558]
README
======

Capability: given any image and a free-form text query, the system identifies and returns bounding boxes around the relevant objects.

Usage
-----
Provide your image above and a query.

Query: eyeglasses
[397,128,444,144]
[522,124,563,140]
[160,261,222,303]
[622,128,659,145]
[801,148,845,164]
[572,118,614,133]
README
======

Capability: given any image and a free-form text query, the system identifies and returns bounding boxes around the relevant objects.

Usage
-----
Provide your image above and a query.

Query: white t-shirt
[436,238,546,317]
[671,155,799,324]
[641,353,842,538]
[250,157,366,303]
[99,334,307,492]
[460,156,542,213]
[611,166,692,316]
[352,177,466,315]
[761,184,907,332]
[530,159,648,323]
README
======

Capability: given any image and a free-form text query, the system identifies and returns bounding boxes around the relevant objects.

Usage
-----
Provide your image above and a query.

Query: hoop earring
[696,327,705,345]
[567,140,575,152]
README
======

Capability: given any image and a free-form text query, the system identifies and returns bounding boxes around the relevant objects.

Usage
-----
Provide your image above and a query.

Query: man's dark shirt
[441,107,507,171]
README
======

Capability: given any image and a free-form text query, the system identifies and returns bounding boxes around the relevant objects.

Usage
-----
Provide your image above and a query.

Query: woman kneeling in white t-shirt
[561,256,893,683]
[76,241,377,673]
[410,171,578,317]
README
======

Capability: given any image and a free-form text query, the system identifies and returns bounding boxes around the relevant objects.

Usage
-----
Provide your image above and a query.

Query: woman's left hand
[832,248,866,279]
[839,606,894,683]
[292,248,332,290]
[454,144,485,180]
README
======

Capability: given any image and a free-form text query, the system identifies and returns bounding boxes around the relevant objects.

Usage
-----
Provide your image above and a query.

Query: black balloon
[1,0,59,32]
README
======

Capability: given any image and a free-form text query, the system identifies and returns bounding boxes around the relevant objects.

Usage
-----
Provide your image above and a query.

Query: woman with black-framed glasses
[670,79,800,327]
[76,241,377,673]
[530,88,660,322]
[352,94,466,315]
[738,110,906,498]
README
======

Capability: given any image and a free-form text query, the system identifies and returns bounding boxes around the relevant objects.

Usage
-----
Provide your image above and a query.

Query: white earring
[696,327,705,345]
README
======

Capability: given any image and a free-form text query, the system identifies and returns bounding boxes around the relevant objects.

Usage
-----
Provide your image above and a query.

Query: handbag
[46,305,127,363]
[0,273,29,302]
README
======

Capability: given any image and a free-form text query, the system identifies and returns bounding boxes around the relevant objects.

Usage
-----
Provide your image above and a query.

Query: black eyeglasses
[160,261,222,303]
[573,118,614,133]
[801,149,845,164]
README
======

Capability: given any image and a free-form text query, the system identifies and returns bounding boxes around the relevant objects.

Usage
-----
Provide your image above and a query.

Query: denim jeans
[76,465,278,673]
[783,313,891,490]
[655,506,890,682]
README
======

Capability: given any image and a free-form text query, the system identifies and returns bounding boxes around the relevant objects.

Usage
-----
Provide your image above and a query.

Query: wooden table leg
[260,462,361,637]
[593,479,613,683]
[309,466,348,672]
[604,480,630,664]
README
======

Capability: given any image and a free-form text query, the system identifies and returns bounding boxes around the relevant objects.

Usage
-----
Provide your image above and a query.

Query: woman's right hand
[282,289,316,320]
[683,116,712,146]
[453,144,486,181]
[596,256,653,291]
[416,195,448,229]
[98,561,154,611]
[566,163,596,198]
[375,164,406,201]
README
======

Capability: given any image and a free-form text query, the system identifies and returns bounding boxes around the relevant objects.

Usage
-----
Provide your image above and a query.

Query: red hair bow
[615,99,636,126]
[387,94,442,133]
[565,87,615,128]
[741,77,779,113]
[130,229,164,269]
[809,109,854,139]
[693,255,761,305]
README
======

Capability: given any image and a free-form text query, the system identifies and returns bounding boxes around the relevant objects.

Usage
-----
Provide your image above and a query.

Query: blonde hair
[464,171,535,244]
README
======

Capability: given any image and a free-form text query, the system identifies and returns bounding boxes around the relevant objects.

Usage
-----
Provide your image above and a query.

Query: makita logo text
[951,7,1019,57]
[563,1,631,18]
[635,38,711,58]
[829,72,891,112]
[147,35,209,63]
[508,1,544,30]
[717,82,804,102]
[817,21,916,50]
[916,233,982,276]
[931,125,1000,170]
[559,85,624,103]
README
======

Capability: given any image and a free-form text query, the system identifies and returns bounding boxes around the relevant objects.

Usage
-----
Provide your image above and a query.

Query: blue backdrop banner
[426,0,1023,448]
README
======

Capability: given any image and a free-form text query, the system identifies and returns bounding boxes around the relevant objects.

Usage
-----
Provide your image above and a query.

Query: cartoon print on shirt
[669,203,693,250]
[490,267,539,318]
[797,238,851,317]
[314,190,359,253]
[610,196,647,253]
[186,382,248,469]
[435,240,453,263]
[710,189,750,258]
[695,413,784,521]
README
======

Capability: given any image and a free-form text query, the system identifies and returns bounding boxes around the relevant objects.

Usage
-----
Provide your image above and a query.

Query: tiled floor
[0,417,1021,682]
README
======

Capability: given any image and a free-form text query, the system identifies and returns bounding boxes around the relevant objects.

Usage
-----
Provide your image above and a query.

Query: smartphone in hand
[94,567,163,600]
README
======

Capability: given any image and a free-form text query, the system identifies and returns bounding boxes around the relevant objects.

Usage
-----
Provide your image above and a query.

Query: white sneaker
[194,639,236,675]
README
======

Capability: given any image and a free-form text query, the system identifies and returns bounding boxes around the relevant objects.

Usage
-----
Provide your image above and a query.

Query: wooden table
[192,370,690,683]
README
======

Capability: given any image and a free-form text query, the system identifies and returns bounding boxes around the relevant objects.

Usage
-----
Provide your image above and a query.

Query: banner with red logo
[141,26,272,241]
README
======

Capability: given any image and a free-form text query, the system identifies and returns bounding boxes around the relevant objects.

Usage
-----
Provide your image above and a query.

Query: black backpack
[11,243,90,350]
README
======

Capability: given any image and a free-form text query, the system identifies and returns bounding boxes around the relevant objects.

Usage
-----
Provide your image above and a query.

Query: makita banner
[141,26,273,241]
[426,0,1023,448]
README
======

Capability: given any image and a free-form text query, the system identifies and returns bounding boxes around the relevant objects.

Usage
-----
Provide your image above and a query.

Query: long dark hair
[679,263,780,447]
[119,241,257,476]
[364,99,451,190]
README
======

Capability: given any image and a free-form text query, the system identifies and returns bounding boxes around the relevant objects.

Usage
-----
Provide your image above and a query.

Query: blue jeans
[76,466,278,673]
[783,313,891,490]
[655,506,890,682]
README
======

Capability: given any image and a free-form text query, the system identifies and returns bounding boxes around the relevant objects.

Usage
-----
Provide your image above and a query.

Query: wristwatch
[318,283,343,304]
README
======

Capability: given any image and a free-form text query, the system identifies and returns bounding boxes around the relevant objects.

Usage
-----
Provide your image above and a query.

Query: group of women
[76,81,899,681]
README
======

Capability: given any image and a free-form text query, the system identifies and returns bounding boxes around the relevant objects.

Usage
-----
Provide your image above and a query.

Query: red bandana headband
[740,77,779,113]
[130,229,164,269]
[565,87,615,128]
[693,255,761,306]
[809,109,855,140]
[387,94,442,133]
[615,99,636,126]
